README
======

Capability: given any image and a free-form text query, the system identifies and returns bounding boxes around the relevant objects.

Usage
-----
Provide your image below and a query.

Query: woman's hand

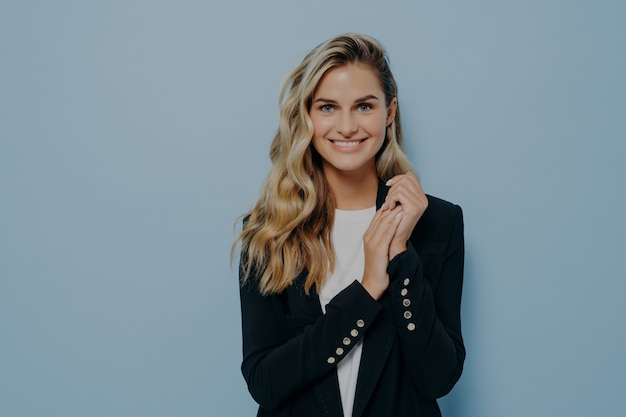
[382,173,428,259]
[361,173,427,300]
[361,206,403,300]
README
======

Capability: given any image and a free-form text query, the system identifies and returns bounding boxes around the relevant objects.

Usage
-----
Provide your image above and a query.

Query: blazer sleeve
[240,271,382,412]
[385,203,465,399]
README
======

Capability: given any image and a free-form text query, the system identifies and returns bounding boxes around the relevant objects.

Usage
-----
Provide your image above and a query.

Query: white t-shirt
[319,206,376,417]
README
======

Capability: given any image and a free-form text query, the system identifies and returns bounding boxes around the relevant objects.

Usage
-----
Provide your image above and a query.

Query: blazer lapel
[286,273,343,415]
[351,180,395,417]
[351,308,395,417]
[286,181,393,417]
[376,179,389,209]
[314,370,344,416]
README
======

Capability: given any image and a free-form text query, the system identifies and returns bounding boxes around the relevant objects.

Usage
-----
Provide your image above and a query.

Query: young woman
[236,33,465,417]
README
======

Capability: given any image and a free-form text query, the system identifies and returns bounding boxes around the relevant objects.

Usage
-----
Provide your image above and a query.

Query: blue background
[1,1,625,416]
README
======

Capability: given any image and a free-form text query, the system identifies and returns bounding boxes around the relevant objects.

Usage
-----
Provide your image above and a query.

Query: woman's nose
[337,113,358,137]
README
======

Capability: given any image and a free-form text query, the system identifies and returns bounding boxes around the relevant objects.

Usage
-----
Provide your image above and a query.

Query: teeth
[332,140,362,147]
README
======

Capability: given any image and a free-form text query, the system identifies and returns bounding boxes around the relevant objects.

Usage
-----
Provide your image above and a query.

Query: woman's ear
[386,97,398,126]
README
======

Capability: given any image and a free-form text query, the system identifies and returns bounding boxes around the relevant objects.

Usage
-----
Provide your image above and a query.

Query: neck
[323,165,379,210]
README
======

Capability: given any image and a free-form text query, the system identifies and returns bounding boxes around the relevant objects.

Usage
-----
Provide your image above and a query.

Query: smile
[330,139,366,148]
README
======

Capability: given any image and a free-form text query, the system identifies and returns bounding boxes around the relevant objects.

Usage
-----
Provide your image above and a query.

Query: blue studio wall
[1,1,625,416]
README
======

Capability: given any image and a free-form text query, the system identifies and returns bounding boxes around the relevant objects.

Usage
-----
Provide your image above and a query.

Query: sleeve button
[356,319,365,328]
[407,323,416,331]
[402,299,411,307]
[350,329,359,337]
[336,347,344,355]
[327,357,336,364]
[343,337,351,346]
[403,278,410,286]
[401,288,408,296]
[403,311,412,319]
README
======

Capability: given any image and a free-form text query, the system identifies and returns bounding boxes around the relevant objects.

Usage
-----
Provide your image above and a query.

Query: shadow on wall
[439,246,479,417]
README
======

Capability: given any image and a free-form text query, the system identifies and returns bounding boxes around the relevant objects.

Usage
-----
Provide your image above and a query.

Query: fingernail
[386,179,393,186]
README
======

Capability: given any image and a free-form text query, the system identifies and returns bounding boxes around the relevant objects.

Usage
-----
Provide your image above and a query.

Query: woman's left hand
[382,172,428,259]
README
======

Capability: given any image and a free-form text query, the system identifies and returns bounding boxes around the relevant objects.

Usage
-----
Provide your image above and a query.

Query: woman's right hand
[361,206,403,300]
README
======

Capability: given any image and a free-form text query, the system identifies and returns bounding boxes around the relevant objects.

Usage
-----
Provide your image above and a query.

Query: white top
[319,206,376,417]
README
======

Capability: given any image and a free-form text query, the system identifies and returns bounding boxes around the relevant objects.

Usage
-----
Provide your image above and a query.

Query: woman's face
[309,64,396,179]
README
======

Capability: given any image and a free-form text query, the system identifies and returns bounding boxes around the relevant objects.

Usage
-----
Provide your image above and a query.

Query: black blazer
[239,181,465,417]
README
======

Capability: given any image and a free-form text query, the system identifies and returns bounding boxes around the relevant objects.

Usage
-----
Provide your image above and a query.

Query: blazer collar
[376,178,389,209]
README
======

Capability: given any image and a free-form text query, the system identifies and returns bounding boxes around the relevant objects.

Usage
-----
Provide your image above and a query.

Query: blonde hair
[236,33,415,295]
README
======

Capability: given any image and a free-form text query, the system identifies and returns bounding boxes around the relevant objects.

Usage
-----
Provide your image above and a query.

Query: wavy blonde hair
[236,33,415,295]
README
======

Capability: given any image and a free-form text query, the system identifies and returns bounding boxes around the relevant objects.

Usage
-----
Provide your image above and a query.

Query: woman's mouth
[329,139,366,148]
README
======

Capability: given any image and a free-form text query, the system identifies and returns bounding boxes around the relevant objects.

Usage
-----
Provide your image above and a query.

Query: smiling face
[309,63,397,180]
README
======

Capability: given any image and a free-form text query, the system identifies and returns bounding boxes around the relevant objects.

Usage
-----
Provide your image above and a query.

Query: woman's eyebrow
[354,95,380,102]
[312,98,338,104]
[312,95,381,104]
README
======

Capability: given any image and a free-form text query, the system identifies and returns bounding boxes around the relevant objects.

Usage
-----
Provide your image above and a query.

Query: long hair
[236,33,415,295]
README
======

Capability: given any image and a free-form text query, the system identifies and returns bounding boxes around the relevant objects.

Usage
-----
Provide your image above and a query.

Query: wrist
[361,275,388,300]
[389,241,407,260]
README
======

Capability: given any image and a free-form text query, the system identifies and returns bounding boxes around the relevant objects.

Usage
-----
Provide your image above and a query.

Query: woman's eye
[320,104,334,112]
[357,103,372,111]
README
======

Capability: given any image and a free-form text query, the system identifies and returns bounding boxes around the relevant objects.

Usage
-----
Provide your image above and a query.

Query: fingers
[382,172,424,211]
[382,172,428,246]
[363,206,403,255]
[362,207,403,299]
